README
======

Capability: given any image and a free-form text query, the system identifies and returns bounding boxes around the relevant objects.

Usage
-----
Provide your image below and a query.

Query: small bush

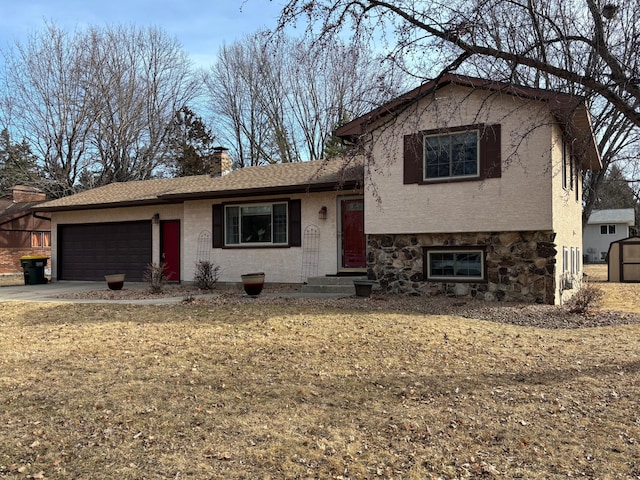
[566,283,604,314]
[194,260,221,290]
[144,262,168,293]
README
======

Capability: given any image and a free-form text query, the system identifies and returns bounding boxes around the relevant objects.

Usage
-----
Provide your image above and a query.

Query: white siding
[583,223,630,263]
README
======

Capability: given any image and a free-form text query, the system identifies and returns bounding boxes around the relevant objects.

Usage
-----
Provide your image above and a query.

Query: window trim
[404,123,501,185]
[31,231,51,248]
[212,198,301,249]
[423,129,480,182]
[224,201,289,246]
[423,246,487,282]
[562,140,568,190]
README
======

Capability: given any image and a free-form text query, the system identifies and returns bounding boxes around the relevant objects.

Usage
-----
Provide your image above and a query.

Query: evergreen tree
[594,165,637,210]
[0,129,38,193]
[323,113,353,159]
[166,107,216,177]
[594,164,639,232]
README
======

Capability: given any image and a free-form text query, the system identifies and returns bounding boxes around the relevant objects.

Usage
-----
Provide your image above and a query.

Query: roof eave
[567,105,602,171]
[36,198,182,213]
[36,180,362,212]
[158,180,361,201]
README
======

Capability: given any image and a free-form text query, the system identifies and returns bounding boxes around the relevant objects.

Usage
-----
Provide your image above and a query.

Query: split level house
[0,186,51,274]
[36,74,601,304]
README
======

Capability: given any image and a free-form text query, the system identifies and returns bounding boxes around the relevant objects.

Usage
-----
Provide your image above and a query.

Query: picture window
[223,202,288,246]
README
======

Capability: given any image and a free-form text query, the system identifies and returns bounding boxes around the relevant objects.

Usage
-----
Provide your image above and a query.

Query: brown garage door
[58,221,152,281]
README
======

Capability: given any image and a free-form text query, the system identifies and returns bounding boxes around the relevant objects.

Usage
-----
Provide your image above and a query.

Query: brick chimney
[211,147,233,177]
[12,185,46,203]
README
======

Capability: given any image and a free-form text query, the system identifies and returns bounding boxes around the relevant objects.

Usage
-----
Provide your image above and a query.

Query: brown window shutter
[480,124,501,178]
[403,133,423,184]
[212,204,223,248]
[288,199,302,246]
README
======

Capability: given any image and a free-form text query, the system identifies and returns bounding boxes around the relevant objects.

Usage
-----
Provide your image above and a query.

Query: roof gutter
[35,197,185,213]
[34,180,362,212]
[157,180,361,201]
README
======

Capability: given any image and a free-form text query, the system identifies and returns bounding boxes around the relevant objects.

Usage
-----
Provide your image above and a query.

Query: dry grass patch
[583,264,640,314]
[1,300,639,479]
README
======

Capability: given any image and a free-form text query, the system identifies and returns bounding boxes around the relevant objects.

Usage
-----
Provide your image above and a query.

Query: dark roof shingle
[37,158,363,212]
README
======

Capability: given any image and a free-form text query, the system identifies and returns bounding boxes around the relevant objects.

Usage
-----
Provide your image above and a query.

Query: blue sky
[0,0,286,67]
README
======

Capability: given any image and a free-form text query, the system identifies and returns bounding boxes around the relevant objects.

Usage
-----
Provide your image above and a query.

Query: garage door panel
[59,221,152,281]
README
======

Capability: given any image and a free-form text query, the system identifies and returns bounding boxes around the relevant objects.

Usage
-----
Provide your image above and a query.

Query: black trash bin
[20,255,49,285]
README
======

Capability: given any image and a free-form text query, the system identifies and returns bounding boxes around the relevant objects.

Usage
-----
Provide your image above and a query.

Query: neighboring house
[36,149,364,283]
[583,208,635,263]
[0,186,51,274]
[334,74,600,305]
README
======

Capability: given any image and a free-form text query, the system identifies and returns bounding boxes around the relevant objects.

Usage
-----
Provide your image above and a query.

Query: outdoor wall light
[318,206,327,220]
[152,213,160,224]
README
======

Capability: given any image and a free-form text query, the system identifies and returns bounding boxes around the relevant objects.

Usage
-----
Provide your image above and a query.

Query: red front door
[161,220,180,282]
[341,198,366,269]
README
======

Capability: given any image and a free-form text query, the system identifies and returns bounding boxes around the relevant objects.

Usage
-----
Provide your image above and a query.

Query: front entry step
[302,275,369,295]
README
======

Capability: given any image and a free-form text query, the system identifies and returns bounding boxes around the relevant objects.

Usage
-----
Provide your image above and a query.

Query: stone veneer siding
[367,231,557,304]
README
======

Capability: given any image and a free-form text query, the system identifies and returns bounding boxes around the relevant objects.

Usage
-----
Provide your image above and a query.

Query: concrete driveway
[0,280,350,304]
[0,281,180,304]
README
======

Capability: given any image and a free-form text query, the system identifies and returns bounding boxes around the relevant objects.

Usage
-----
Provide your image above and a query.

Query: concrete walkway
[0,281,351,305]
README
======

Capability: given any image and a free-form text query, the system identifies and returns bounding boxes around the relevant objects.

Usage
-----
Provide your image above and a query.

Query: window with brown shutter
[404,123,501,184]
[212,199,301,248]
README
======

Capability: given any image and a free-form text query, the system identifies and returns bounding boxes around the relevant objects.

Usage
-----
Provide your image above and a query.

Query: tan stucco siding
[49,190,355,285]
[183,192,352,284]
[365,85,555,235]
[550,123,584,303]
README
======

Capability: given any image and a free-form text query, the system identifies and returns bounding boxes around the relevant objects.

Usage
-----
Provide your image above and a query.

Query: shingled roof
[0,186,49,224]
[587,208,636,225]
[36,158,363,212]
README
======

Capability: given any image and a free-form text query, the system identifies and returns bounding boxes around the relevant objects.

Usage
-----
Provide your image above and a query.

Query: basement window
[424,248,485,281]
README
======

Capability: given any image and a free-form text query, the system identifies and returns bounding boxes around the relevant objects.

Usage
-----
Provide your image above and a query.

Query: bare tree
[275,0,640,221]
[206,38,274,167]
[205,32,401,166]
[276,0,639,127]
[79,25,201,185]
[454,1,640,224]
[1,23,96,198]
[1,23,200,197]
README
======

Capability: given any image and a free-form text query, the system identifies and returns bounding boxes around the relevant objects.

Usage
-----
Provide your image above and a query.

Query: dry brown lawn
[0,267,639,479]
